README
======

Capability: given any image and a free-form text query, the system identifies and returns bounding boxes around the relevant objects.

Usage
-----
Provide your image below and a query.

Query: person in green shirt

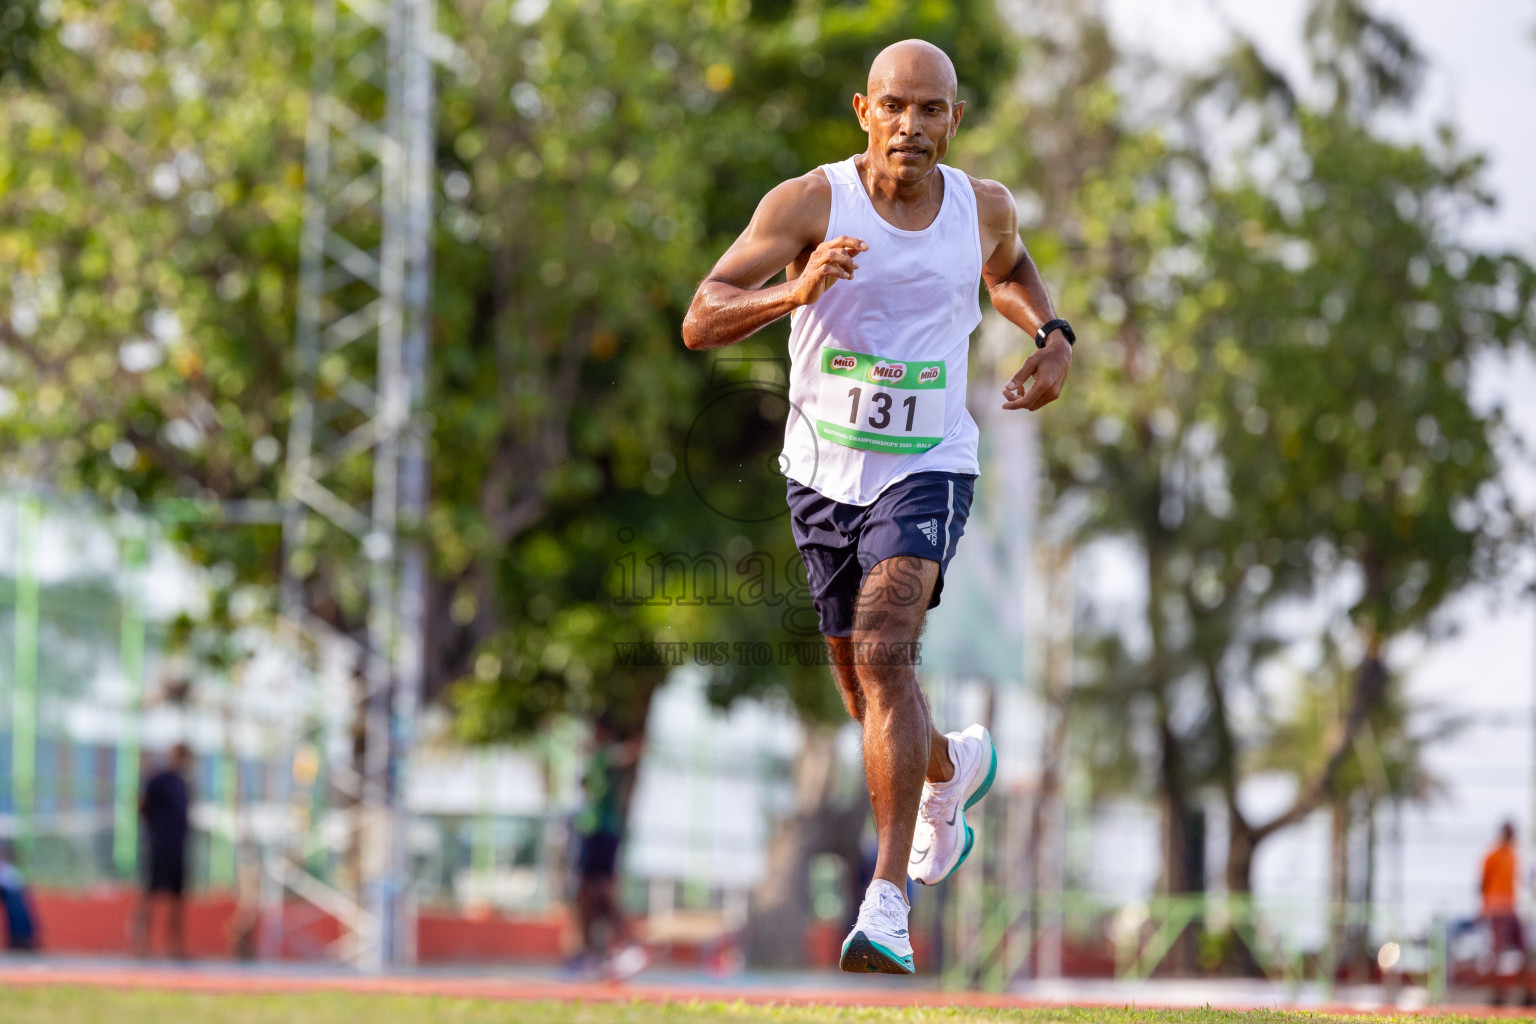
[572,715,645,977]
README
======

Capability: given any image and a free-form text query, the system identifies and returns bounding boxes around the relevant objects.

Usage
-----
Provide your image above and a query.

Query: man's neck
[855,151,941,207]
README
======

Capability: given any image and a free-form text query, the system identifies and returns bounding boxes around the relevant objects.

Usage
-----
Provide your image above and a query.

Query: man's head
[1501,820,1517,844]
[170,742,192,773]
[853,40,964,183]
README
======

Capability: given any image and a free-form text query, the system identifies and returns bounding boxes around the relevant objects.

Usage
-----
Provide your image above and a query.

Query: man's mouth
[891,146,926,156]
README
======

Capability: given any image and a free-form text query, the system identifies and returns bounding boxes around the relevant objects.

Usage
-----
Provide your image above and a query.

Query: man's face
[854,67,963,183]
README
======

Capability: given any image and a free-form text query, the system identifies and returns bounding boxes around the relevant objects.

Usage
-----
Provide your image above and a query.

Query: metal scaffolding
[273,0,435,970]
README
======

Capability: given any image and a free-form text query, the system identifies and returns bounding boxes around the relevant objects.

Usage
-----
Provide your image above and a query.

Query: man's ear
[852,92,871,132]
[950,100,966,137]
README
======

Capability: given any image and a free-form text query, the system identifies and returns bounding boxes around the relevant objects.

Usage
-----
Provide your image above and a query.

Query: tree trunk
[745,726,865,968]
[1222,819,1266,976]
[1328,797,1350,987]
[1226,824,1254,897]
[1219,641,1391,975]
[1157,716,1204,975]
[1347,796,1377,983]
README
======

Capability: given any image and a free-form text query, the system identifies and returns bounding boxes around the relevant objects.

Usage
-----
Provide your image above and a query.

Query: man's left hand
[1002,333,1072,411]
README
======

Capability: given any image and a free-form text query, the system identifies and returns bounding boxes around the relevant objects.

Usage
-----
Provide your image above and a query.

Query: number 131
[847,387,917,431]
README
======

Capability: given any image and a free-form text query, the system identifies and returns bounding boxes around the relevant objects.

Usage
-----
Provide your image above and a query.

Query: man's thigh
[852,472,974,634]
[788,472,975,640]
[853,555,938,642]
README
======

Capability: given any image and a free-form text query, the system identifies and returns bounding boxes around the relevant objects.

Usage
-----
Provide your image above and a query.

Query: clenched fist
[794,236,869,305]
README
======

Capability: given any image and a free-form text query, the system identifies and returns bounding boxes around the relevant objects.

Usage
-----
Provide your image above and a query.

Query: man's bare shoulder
[755,170,829,221]
[965,173,1017,225]
[756,169,832,236]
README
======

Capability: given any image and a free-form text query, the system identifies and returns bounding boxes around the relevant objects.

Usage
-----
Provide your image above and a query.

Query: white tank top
[781,156,983,505]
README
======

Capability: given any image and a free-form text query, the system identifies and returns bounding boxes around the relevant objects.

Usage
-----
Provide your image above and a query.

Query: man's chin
[885,155,934,179]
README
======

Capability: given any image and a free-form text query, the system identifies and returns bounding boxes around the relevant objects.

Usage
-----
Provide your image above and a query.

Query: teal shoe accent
[912,727,997,888]
[839,931,915,974]
[939,821,975,883]
[938,730,993,882]
[964,729,997,811]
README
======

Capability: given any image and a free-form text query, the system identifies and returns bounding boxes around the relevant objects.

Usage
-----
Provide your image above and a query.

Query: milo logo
[830,354,858,371]
[868,361,906,384]
[917,365,941,385]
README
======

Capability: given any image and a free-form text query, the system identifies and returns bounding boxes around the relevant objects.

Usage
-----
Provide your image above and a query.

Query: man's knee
[852,649,923,708]
[848,618,925,683]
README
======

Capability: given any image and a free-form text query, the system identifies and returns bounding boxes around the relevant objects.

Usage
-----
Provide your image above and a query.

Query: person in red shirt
[1482,821,1529,1004]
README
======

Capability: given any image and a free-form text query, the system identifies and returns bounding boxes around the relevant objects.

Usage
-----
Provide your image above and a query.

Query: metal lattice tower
[273,0,434,970]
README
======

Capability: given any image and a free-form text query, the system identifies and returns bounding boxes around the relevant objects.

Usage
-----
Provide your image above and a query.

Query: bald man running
[683,40,1074,975]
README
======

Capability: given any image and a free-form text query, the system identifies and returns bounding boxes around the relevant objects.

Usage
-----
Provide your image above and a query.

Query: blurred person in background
[0,842,38,951]
[133,743,193,960]
[571,715,646,979]
[1481,820,1531,1005]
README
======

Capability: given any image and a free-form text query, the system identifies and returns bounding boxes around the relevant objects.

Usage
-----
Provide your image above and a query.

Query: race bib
[814,347,946,454]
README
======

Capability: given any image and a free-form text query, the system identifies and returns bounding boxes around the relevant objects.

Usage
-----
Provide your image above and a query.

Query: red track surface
[1,962,1533,1017]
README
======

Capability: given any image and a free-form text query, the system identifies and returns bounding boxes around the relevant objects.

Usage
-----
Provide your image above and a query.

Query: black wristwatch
[1034,318,1075,349]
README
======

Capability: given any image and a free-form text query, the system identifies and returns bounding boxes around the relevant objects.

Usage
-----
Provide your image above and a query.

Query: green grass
[3,989,1533,1024]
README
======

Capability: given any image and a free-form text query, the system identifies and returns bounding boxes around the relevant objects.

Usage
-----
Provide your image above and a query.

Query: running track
[3,960,1535,1017]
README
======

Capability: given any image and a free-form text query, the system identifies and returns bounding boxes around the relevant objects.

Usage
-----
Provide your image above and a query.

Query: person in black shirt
[133,743,192,959]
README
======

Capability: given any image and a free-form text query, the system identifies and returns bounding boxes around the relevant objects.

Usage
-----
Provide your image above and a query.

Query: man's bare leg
[131,893,153,957]
[828,639,954,786]
[167,894,187,959]
[835,555,946,895]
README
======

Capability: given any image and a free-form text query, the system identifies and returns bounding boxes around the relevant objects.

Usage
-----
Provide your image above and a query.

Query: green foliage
[964,1,1535,883]
[0,0,305,579]
[0,0,46,86]
[0,0,1014,739]
[431,0,1013,737]
[8,0,1528,814]
[1257,635,1460,807]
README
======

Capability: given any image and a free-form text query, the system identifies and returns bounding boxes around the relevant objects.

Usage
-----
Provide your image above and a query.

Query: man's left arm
[974,177,1073,412]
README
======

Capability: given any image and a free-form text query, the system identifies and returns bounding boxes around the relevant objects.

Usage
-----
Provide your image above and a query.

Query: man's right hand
[795,236,868,305]
[683,172,844,350]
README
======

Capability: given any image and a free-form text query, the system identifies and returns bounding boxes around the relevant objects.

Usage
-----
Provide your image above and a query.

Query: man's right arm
[682,173,865,351]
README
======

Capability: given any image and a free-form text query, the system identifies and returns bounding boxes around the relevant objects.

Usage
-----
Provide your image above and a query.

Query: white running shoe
[839,879,914,974]
[908,724,997,885]
[604,943,650,980]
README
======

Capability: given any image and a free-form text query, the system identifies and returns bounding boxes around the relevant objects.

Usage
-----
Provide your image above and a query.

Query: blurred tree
[1255,637,1459,981]
[0,0,1010,724]
[0,0,305,570]
[0,0,46,86]
[433,0,1012,737]
[1178,0,1535,905]
[0,0,1013,966]
[962,0,1536,968]
[435,0,1014,967]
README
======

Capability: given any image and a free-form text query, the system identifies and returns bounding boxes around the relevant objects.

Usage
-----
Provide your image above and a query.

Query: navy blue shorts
[786,471,976,638]
[145,848,186,896]
[577,831,621,879]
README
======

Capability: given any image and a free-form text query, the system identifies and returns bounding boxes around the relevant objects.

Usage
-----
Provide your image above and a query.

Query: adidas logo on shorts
[919,519,939,546]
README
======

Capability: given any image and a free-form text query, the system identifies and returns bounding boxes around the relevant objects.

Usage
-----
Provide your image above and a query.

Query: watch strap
[1034,318,1075,349]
